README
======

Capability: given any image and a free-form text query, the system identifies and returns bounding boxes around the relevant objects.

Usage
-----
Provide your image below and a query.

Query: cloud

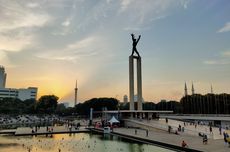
[62,19,71,27]
[203,60,230,65]
[0,1,52,53]
[0,13,50,32]
[0,50,17,67]
[0,31,34,52]
[222,51,230,57]
[150,15,168,22]
[106,0,113,4]
[54,0,189,36]
[26,2,40,8]
[120,0,132,11]
[123,27,142,31]
[36,36,102,62]
[118,0,190,26]
[204,50,230,65]
[67,37,96,50]
[0,3,51,33]
[217,22,230,33]
[123,27,151,31]
[180,0,190,9]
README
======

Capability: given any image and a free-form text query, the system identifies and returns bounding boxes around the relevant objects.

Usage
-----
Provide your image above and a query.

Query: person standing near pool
[181,140,188,148]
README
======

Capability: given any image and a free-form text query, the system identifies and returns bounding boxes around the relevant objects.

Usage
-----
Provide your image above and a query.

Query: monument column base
[129,55,143,111]
[129,55,134,110]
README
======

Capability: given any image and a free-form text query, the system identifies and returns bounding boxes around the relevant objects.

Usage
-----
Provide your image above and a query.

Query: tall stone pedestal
[129,55,142,111]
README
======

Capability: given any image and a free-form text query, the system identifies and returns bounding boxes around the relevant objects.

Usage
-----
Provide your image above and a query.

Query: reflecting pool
[0,133,175,152]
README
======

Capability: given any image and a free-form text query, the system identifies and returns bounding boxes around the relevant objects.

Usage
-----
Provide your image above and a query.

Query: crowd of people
[0,115,59,127]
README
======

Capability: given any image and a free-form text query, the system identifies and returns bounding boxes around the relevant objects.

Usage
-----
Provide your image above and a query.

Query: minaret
[211,84,213,94]
[191,82,195,95]
[74,80,78,106]
[184,82,188,96]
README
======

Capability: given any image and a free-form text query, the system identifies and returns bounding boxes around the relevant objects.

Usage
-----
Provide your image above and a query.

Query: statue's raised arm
[131,33,135,41]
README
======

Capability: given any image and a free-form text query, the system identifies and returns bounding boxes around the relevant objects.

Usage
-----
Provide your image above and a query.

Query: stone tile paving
[133,118,225,139]
[113,127,229,152]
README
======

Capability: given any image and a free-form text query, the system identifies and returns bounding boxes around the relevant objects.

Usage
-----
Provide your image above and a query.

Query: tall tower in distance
[74,80,78,107]
[123,95,128,103]
[184,82,188,96]
[0,66,7,88]
[211,84,213,94]
[191,82,195,95]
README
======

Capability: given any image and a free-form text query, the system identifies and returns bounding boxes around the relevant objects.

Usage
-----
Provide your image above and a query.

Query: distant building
[180,93,230,114]
[155,100,183,113]
[181,83,230,114]
[123,95,128,103]
[0,65,38,101]
[0,87,37,101]
[0,66,7,88]
[62,102,69,108]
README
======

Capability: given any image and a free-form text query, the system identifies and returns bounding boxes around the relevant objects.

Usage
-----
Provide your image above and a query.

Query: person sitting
[181,140,188,148]
[175,130,179,135]
[203,134,208,144]
[199,132,204,137]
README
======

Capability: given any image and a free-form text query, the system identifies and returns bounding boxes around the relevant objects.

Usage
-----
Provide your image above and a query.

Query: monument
[74,80,78,106]
[129,34,142,111]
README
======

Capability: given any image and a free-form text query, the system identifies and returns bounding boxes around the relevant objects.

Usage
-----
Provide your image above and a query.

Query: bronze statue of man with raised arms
[131,33,141,57]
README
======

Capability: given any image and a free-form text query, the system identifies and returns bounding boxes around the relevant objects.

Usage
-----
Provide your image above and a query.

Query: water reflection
[0,133,174,152]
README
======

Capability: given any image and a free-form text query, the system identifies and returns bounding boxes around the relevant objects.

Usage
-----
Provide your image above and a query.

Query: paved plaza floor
[113,127,229,152]
[128,118,226,139]
[158,118,224,139]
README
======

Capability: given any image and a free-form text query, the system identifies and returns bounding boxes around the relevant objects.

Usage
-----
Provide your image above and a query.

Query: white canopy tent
[108,116,119,125]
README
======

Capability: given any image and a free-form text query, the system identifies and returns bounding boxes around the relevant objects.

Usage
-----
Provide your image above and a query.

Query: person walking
[209,126,213,134]
[224,132,228,146]
[168,126,171,134]
[146,129,149,137]
[219,126,222,135]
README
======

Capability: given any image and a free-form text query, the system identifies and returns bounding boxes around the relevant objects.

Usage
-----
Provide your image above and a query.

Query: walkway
[126,118,225,139]
[0,129,16,134]
[14,126,88,136]
[112,127,229,152]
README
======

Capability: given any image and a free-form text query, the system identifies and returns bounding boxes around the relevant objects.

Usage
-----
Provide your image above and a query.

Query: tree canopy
[75,97,119,115]
[0,98,36,114]
[35,95,59,114]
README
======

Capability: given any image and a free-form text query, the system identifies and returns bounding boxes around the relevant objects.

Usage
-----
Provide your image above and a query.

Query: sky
[0,0,230,105]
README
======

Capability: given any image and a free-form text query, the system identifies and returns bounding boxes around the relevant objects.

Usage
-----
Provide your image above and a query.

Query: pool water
[0,133,175,152]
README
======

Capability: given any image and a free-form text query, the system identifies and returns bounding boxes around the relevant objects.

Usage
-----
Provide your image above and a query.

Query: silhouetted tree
[120,102,129,110]
[75,97,119,116]
[36,95,59,114]
[143,102,156,110]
